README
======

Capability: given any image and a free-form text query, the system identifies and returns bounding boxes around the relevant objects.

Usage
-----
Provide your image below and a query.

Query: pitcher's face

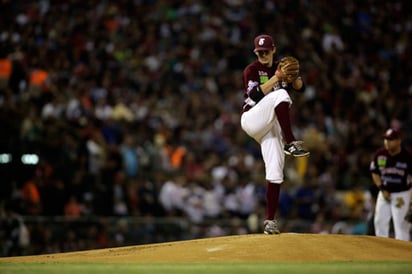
[255,48,275,67]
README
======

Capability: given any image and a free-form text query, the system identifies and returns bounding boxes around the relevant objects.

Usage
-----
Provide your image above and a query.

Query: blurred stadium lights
[21,153,39,165]
[0,152,39,165]
[0,153,12,164]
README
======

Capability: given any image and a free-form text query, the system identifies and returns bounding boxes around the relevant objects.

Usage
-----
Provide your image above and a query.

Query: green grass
[1,262,412,274]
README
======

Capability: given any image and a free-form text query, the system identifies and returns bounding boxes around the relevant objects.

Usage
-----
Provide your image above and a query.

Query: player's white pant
[240,89,292,183]
[374,189,411,241]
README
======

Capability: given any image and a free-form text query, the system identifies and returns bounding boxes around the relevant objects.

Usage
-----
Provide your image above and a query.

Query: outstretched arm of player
[261,74,305,94]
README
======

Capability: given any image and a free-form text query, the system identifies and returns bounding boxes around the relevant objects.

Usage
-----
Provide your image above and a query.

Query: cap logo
[258,38,266,46]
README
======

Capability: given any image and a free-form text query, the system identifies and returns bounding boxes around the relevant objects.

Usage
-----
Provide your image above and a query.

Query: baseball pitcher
[240,34,309,234]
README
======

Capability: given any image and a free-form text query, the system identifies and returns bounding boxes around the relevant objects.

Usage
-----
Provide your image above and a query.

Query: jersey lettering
[383,167,406,176]
[273,81,289,91]
[396,162,407,169]
[258,70,269,84]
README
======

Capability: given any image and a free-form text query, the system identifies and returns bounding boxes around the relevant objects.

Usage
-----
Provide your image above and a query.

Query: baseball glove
[277,56,300,83]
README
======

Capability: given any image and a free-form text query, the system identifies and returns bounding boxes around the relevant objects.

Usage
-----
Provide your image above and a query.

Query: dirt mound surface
[1,233,412,263]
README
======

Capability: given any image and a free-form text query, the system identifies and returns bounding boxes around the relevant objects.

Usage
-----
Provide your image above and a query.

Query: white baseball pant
[240,89,292,184]
[374,188,412,241]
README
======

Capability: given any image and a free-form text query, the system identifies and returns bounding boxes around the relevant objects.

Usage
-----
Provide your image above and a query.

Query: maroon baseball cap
[254,34,275,52]
[383,128,400,140]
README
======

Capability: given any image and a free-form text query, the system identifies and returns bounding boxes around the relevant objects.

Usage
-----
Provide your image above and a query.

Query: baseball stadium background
[0,1,411,272]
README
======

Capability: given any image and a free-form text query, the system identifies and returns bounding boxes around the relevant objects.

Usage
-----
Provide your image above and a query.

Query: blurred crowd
[1,0,411,256]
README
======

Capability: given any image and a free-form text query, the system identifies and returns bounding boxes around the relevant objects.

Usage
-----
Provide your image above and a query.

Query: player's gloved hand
[405,208,412,223]
[276,56,300,83]
[381,190,391,202]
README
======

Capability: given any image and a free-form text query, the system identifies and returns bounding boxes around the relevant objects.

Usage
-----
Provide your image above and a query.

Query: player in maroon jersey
[370,128,412,241]
[240,34,309,234]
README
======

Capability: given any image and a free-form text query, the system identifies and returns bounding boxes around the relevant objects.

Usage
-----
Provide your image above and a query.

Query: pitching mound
[1,233,412,263]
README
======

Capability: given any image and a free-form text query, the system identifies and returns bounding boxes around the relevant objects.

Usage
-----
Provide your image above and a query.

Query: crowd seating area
[0,1,411,256]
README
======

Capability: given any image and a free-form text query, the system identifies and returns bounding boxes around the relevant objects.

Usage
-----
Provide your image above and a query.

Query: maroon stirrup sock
[265,181,280,220]
[275,102,295,144]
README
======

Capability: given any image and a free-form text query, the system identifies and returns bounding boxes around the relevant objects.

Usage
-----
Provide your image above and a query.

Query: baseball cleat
[263,219,280,234]
[284,141,310,157]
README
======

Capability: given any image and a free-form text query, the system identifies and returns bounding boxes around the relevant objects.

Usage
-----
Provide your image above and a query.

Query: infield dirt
[1,233,411,263]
